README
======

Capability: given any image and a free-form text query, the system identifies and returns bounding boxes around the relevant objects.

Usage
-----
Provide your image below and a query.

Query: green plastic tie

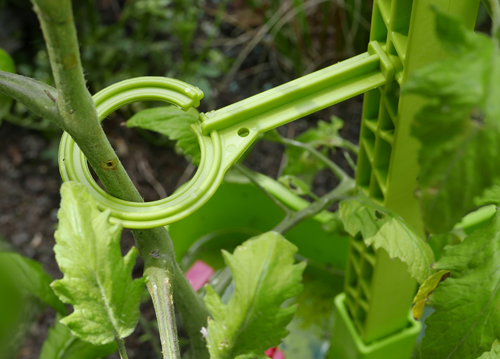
[59,44,392,229]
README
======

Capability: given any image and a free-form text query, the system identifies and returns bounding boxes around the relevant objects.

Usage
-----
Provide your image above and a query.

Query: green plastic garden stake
[329,0,480,358]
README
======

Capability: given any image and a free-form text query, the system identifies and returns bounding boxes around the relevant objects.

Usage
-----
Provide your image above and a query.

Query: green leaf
[204,232,306,359]
[300,116,345,149]
[428,229,466,261]
[477,340,500,359]
[430,5,475,55]
[40,315,117,359]
[283,116,345,186]
[421,210,500,359]
[405,8,500,234]
[476,182,500,206]
[412,270,450,320]
[0,259,24,359]
[51,182,145,345]
[0,48,15,122]
[0,49,14,73]
[339,193,435,284]
[0,251,66,314]
[127,106,201,165]
[283,146,325,186]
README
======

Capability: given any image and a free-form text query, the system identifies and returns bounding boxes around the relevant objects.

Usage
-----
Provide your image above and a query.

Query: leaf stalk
[234,163,294,216]
[273,178,355,234]
[116,338,129,359]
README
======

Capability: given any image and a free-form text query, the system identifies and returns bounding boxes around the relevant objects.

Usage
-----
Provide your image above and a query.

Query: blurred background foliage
[0,0,372,133]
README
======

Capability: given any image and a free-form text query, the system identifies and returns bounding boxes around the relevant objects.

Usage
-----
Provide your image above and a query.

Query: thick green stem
[147,267,180,359]
[31,0,140,201]
[26,1,210,357]
[133,227,210,359]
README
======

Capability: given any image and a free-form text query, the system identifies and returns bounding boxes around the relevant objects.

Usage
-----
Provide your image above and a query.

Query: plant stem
[234,163,294,216]
[338,138,359,155]
[489,0,500,39]
[278,137,352,182]
[116,338,129,359]
[173,261,211,358]
[139,313,163,359]
[31,0,142,202]
[26,1,210,358]
[0,71,61,127]
[343,149,357,172]
[147,267,180,359]
[273,178,355,234]
[133,226,210,359]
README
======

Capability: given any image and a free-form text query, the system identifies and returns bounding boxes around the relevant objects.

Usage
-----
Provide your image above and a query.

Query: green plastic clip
[59,47,393,229]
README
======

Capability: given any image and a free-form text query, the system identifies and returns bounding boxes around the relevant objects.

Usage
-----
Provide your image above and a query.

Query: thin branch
[338,138,359,155]
[175,163,197,189]
[343,150,357,172]
[278,137,352,183]
[273,178,355,234]
[234,163,294,216]
[135,151,167,199]
[220,1,292,87]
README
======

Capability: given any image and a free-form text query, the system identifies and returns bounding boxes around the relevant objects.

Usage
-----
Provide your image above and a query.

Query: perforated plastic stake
[330,1,481,358]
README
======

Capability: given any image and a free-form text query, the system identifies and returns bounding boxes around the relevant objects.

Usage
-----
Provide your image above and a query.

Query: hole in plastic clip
[238,128,250,137]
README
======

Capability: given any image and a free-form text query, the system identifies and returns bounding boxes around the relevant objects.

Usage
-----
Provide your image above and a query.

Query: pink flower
[185,260,214,291]
[265,347,285,359]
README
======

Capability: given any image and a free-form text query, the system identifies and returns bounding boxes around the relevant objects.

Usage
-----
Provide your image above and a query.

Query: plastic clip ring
[58,77,226,229]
